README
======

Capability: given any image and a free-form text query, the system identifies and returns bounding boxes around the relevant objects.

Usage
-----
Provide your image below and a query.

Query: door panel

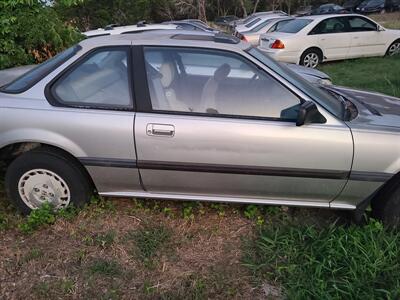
[317,32,353,60]
[135,113,353,202]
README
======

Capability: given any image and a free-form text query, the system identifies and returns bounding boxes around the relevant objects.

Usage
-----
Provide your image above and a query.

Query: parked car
[238,17,295,45]
[0,31,399,226]
[343,0,365,12]
[83,23,178,38]
[163,20,219,33]
[214,15,239,26]
[310,4,349,15]
[259,14,400,67]
[356,0,400,13]
[235,13,288,33]
[295,5,314,16]
[231,10,288,27]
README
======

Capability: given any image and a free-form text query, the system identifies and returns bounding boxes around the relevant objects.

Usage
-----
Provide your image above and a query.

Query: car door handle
[146,123,175,137]
[353,36,359,39]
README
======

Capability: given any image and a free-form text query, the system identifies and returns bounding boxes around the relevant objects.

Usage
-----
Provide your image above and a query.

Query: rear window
[245,18,261,28]
[0,45,81,93]
[277,19,313,33]
[251,19,273,32]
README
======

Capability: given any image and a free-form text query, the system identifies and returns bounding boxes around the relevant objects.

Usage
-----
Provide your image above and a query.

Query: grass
[88,258,123,277]
[320,55,400,97]
[244,219,400,299]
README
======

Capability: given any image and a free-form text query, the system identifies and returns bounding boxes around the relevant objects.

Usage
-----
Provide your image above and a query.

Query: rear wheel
[5,148,92,215]
[300,49,322,68]
[386,40,400,56]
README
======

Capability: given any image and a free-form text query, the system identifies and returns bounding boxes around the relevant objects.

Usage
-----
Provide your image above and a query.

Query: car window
[348,16,377,31]
[251,19,273,32]
[277,19,313,33]
[245,17,261,28]
[269,19,293,32]
[143,47,301,120]
[1,45,80,93]
[310,17,349,34]
[52,48,131,109]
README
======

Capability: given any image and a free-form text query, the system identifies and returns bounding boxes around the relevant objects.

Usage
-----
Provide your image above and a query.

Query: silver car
[0,31,399,225]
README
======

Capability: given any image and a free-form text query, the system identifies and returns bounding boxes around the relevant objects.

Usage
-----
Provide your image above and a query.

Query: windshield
[251,19,273,32]
[1,45,80,93]
[247,47,344,119]
[277,19,313,33]
[245,18,261,28]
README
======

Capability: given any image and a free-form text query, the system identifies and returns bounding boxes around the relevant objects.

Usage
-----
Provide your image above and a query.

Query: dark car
[356,0,400,13]
[311,4,349,15]
[214,15,239,25]
[343,0,365,12]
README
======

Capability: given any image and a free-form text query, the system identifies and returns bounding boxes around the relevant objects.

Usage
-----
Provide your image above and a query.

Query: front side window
[144,47,301,120]
[310,17,349,34]
[348,16,377,31]
[51,48,131,109]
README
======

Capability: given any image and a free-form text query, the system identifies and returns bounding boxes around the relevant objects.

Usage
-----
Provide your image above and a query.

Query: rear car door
[134,46,353,205]
[309,17,352,60]
[347,16,386,57]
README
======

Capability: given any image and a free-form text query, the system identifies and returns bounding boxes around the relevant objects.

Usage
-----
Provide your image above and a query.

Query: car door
[347,16,386,57]
[309,17,353,60]
[134,46,353,204]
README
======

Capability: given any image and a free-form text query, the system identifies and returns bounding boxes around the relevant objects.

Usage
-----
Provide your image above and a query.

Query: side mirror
[377,25,385,32]
[296,101,327,126]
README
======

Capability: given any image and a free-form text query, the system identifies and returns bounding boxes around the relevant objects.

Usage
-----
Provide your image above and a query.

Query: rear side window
[310,17,349,34]
[50,47,132,110]
[1,45,80,93]
[277,19,313,33]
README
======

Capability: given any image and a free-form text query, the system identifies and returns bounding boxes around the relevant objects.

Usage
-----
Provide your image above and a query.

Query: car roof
[296,13,360,21]
[78,30,249,51]
[83,24,178,37]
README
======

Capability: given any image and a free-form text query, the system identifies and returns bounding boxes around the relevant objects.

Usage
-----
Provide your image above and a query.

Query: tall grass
[244,220,400,299]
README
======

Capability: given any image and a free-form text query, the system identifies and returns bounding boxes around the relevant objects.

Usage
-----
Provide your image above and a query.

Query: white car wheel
[301,51,321,68]
[387,41,400,56]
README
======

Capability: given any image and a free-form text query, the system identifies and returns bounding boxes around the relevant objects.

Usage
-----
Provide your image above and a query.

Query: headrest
[160,62,175,88]
[214,63,231,82]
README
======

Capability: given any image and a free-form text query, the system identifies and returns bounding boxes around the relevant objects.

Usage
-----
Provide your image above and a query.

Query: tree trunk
[239,0,247,17]
[198,0,207,22]
[253,0,260,13]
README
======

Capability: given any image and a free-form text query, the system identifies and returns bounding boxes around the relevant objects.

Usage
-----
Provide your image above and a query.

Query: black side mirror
[296,101,326,126]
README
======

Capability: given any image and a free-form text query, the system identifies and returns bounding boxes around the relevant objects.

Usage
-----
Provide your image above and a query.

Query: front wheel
[386,40,400,56]
[5,148,92,215]
[300,49,322,68]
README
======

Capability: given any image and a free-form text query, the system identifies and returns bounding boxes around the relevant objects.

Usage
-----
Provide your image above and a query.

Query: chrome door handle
[353,37,359,39]
[146,123,175,137]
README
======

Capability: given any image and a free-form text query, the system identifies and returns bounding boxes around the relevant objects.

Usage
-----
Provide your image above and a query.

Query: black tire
[372,182,400,227]
[300,48,322,68]
[386,39,400,56]
[5,148,92,215]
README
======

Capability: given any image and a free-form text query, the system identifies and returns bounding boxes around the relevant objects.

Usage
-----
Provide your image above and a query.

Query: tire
[372,182,400,227]
[300,49,322,68]
[5,148,92,215]
[386,40,400,56]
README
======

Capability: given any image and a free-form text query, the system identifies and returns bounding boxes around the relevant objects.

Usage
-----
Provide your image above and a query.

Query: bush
[0,0,83,69]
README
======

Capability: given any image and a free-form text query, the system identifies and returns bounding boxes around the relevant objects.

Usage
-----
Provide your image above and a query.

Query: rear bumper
[257,47,300,64]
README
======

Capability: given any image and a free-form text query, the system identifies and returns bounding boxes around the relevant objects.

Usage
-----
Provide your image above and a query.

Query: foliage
[244,219,400,299]
[0,0,83,69]
[19,202,56,233]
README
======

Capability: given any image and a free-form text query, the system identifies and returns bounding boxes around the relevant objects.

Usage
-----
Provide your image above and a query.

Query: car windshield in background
[247,47,344,119]
[277,19,313,33]
[0,45,80,93]
[245,18,261,28]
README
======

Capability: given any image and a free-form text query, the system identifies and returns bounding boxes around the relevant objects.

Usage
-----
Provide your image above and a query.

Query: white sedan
[258,14,400,68]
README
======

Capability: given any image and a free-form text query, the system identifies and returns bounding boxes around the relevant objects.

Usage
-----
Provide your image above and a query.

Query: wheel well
[370,171,400,209]
[302,47,324,61]
[0,142,97,192]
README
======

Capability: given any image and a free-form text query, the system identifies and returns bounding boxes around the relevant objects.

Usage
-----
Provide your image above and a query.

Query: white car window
[311,17,349,34]
[348,16,377,32]
[53,49,131,108]
[144,47,300,120]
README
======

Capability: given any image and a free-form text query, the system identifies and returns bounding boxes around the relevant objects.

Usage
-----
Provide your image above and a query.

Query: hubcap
[18,169,71,210]
[388,42,400,56]
[303,53,320,68]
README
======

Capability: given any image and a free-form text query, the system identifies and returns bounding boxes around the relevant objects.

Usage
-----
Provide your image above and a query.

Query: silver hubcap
[18,169,71,210]
[388,42,400,56]
[303,53,320,68]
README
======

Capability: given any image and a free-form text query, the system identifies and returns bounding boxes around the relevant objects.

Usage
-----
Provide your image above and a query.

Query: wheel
[386,40,400,56]
[5,148,92,215]
[372,182,400,227]
[300,49,322,68]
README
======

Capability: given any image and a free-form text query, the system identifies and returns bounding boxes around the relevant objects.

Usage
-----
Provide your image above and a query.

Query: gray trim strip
[349,171,393,182]
[79,157,137,168]
[79,158,393,182]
